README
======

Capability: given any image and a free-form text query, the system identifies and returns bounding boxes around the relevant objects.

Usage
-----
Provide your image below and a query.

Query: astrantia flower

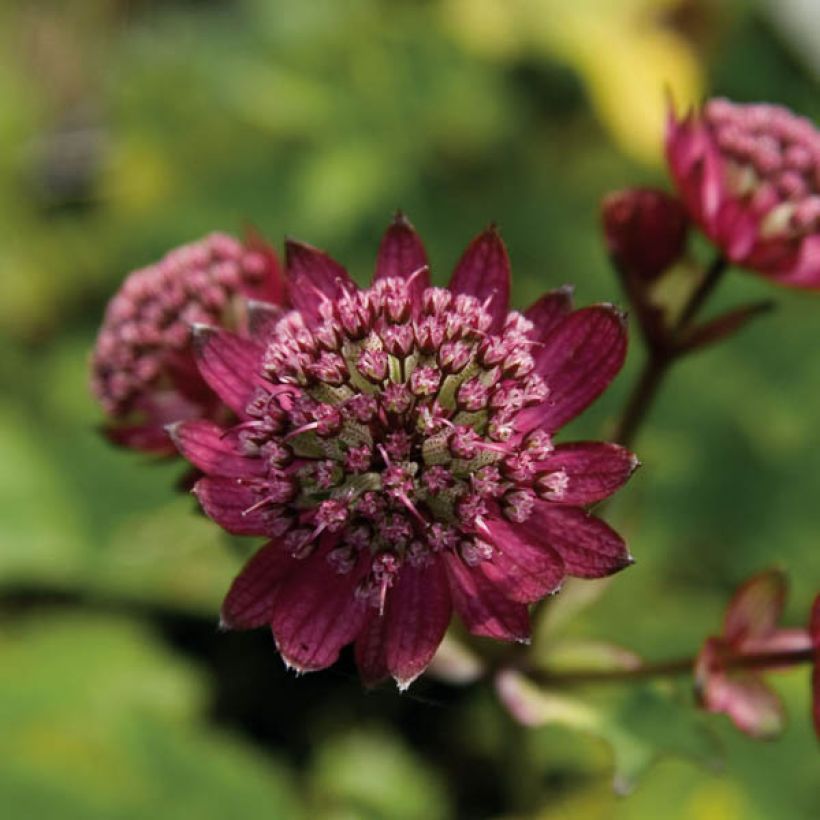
[695,570,813,739]
[667,98,820,287]
[601,188,689,282]
[171,214,636,688]
[91,232,284,453]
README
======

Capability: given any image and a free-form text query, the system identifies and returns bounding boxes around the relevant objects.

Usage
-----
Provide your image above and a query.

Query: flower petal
[529,503,633,578]
[271,545,370,672]
[285,238,356,319]
[373,212,430,300]
[521,305,627,433]
[193,476,272,536]
[355,612,390,687]
[695,637,784,739]
[221,541,296,629]
[103,422,176,455]
[811,595,820,738]
[524,286,574,342]
[482,515,565,603]
[723,569,787,645]
[443,553,530,642]
[169,419,265,478]
[540,442,639,505]
[192,326,265,417]
[384,559,452,689]
[448,227,511,332]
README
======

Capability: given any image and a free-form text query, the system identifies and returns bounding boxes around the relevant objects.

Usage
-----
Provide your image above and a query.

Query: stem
[526,656,693,686]
[522,644,816,688]
[611,352,669,449]
[613,254,728,449]
[674,254,728,331]
[726,646,816,671]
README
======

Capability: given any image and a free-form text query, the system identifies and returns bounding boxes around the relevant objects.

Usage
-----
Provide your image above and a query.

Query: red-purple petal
[374,212,430,299]
[723,569,787,645]
[192,326,264,417]
[193,476,271,536]
[355,612,390,687]
[811,595,820,738]
[540,442,639,505]
[482,516,565,603]
[524,287,574,342]
[448,227,511,332]
[221,541,296,629]
[285,239,356,319]
[521,305,627,433]
[169,419,264,478]
[103,422,177,455]
[529,503,632,578]
[443,553,530,642]
[271,545,370,672]
[384,559,452,689]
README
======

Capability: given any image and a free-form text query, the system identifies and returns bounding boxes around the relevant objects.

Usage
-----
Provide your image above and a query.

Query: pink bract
[695,570,812,739]
[172,214,637,688]
[91,232,285,454]
[666,98,820,288]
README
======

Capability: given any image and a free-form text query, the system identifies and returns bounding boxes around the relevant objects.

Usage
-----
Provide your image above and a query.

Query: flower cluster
[91,232,284,453]
[170,216,637,687]
[695,570,820,739]
[667,98,820,287]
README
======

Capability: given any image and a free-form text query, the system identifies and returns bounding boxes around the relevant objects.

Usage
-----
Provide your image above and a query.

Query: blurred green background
[1,0,818,817]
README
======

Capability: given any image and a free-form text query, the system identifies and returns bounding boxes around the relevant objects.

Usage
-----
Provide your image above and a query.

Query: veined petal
[723,569,787,645]
[221,541,296,629]
[168,419,265,478]
[522,305,627,432]
[193,476,272,536]
[103,422,177,455]
[384,559,452,689]
[192,326,265,417]
[482,515,565,603]
[271,544,370,672]
[444,553,530,642]
[355,611,390,688]
[374,212,430,300]
[529,503,632,579]
[286,238,356,318]
[524,287,574,343]
[448,227,511,332]
[540,442,639,505]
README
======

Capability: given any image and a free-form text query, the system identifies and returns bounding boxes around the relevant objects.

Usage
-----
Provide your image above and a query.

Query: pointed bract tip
[391,210,413,228]
[190,322,218,352]
[515,635,533,646]
[164,421,183,445]
[394,671,423,693]
[217,615,231,632]
[597,302,629,326]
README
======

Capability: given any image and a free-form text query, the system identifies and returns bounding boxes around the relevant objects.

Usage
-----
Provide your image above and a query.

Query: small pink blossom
[695,569,812,739]
[91,232,285,453]
[171,213,637,688]
[666,98,820,287]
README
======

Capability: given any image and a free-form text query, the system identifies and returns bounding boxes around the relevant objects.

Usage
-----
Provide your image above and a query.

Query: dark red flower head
[601,187,689,281]
[667,98,820,287]
[91,232,284,453]
[171,214,637,688]
[695,570,812,739]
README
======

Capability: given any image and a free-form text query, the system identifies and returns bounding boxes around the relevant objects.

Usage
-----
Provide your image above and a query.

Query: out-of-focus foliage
[1,0,819,818]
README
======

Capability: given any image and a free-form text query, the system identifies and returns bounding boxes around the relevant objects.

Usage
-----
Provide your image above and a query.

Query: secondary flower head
[667,98,820,287]
[91,232,284,453]
[172,214,637,688]
[601,188,689,282]
[695,569,813,739]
